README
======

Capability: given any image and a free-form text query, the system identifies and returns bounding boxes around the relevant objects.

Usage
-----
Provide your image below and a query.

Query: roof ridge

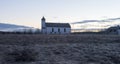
[45,23,71,28]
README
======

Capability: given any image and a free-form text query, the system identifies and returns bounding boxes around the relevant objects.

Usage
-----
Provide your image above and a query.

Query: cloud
[71,17,120,30]
[71,20,100,24]
[106,18,120,21]
[71,17,120,24]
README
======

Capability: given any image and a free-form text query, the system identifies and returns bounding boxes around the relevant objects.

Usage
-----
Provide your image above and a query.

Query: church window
[52,28,54,32]
[64,28,66,32]
[58,28,60,32]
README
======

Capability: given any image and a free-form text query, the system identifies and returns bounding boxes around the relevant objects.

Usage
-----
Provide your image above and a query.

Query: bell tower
[41,16,46,33]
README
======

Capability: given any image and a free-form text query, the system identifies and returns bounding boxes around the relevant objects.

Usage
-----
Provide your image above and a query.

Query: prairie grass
[0,34,120,64]
[0,34,120,45]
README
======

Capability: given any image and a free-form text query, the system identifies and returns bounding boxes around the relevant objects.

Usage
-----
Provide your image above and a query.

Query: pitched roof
[41,17,45,21]
[45,23,71,28]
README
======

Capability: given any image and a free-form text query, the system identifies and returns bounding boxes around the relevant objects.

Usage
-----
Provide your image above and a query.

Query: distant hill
[0,23,34,32]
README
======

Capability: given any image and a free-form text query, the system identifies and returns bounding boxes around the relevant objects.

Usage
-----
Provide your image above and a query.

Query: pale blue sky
[0,0,120,28]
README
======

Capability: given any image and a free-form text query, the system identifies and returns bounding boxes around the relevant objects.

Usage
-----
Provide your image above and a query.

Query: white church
[41,17,71,34]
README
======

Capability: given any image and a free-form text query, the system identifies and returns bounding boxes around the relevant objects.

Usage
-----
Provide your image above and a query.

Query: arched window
[58,28,60,32]
[52,28,54,32]
[64,28,66,32]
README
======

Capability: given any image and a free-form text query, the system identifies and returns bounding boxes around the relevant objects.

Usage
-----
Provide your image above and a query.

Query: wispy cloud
[71,17,120,29]
[71,20,101,24]
[71,17,120,24]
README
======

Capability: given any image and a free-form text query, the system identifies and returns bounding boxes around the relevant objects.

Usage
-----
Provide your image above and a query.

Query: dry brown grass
[0,34,120,64]
[0,34,120,45]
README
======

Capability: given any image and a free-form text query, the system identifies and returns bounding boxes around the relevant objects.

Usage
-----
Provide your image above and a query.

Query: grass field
[0,34,120,64]
[0,34,120,45]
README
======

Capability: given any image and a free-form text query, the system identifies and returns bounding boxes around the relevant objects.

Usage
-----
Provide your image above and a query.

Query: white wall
[41,19,46,33]
[46,27,71,34]
[117,30,120,35]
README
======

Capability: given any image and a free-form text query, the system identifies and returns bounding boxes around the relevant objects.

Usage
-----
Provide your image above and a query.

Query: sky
[0,0,120,28]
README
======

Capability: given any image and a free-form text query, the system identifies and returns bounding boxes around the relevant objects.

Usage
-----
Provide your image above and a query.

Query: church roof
[41,16,45,20]
[45,23,71,28]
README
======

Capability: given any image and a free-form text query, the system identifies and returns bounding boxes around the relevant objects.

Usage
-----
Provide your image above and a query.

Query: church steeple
[41,16,45,21]
[41,16,46,34]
